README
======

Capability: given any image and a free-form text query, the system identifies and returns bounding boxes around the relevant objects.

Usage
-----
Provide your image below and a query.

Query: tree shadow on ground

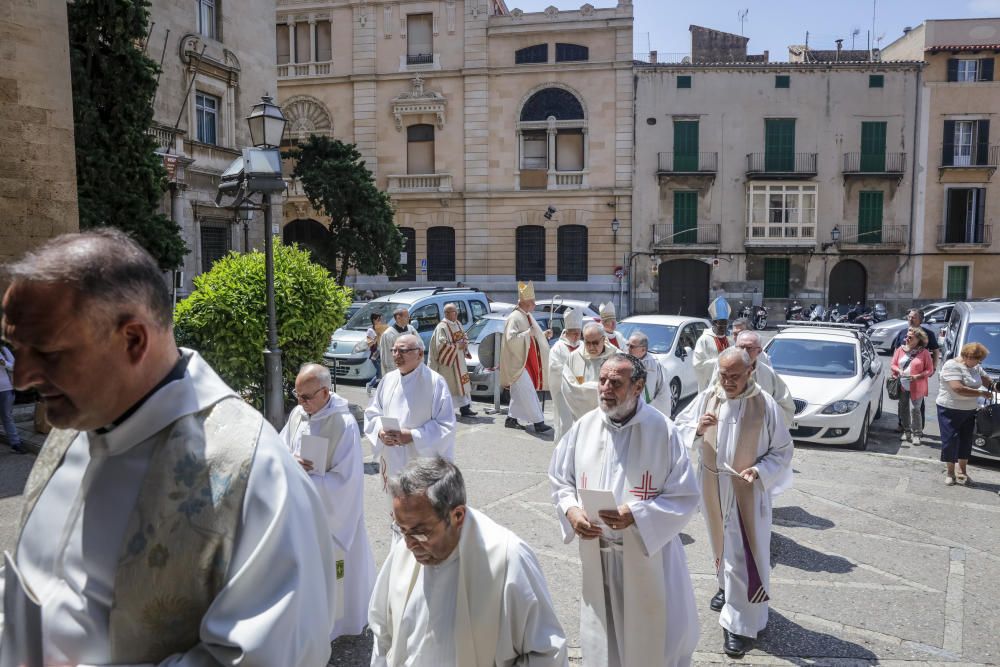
[772,505,835,530]
[769,532,855,574]
[755,609,879,663]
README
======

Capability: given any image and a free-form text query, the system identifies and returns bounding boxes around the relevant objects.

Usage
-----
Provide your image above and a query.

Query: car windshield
[344,301,406,330]
[616,323,678,354]
[466,317,503,342]
[768,339,857,378]
[965,323,1000,370]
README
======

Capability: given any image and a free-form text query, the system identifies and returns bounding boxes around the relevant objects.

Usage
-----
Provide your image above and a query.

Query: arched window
[426,226,455,282]
[519,88,585,122]
[516,225,546,281]
[517,87,587,190]
[389,227,416,281]
[407,124,435,174]
[555,43,589,62]
[515,44,548,64]
[557,225,588,281]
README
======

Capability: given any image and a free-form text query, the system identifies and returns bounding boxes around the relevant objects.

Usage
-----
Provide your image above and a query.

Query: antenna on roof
[851,27,860,50]
[738,9,749,36]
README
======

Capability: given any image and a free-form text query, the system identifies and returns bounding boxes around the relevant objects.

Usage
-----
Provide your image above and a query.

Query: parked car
[345,301,365,322]
[765,323,884,451]
[324,287,491,381]
[867,302,955,354]
[939,301,1000,462]
[486,301,517,316]
[466,312,564,399]
[616,315,710,411]
[534,298,601,319]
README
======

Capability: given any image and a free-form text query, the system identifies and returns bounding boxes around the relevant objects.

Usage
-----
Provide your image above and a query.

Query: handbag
[886,375,901,401]
[975,390,1000,439]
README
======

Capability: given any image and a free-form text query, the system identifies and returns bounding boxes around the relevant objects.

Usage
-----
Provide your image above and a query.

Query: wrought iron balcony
[835,224,907,247]
[940,145,1000,169]
[407,53,434,65]
[937,224,992,247]
[652,223,720,248]
[656,152,718,174]
[746,152,817,178]
[842,152,906,176]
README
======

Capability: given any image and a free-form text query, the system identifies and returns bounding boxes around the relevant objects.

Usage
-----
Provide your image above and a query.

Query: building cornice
[635,61,924,73]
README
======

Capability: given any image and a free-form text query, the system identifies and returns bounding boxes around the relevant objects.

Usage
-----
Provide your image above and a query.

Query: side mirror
[678,345,691,359]
[927,318,938,324]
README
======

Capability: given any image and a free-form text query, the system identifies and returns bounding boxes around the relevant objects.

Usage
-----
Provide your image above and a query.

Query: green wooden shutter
[946,266,969,300]
[673,191,698,243]
[860,122,887,172]
[673,121,699,171]
[765,119,795,171]
[764,258,790,299]
[858,191,884,243]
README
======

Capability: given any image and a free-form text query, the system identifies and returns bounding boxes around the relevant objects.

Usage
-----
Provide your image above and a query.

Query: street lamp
[235,199,256,252]
[611,217,621,245]
[247,95,287,148]
[821,225,841,251]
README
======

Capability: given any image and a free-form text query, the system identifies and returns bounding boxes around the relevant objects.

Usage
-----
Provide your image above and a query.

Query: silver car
[467,312,562,399]
[867,302,954,354]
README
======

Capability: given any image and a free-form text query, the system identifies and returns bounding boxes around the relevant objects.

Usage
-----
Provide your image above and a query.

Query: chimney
[835,38,843,62]
[649,50,657,64]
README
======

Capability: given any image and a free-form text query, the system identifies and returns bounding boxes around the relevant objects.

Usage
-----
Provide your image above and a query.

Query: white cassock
[549,401,700,667]
[560,345,616,423]
[604,329,627,351]
[708,360,795,425]
[499,309,550,427]
[637,353,673,417]
[378,324,418,375]
[548,336,580,444]
[0,350,336,666]
[693,330,730,392]
[369,508,568,667]
[280,393,376,639]
[364,363,455,505]
[674,385,794,638]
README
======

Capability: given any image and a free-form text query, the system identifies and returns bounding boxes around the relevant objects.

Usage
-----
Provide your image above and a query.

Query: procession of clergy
[286,279,795,666]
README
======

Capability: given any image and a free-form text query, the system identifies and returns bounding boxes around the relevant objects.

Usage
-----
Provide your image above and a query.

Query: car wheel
[849,408,870,451]
[670,378,681,414]
[874,387,884,420]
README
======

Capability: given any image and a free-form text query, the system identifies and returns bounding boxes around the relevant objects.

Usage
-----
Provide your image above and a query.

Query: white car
[765,324,884,450]
[617,315,710,413]
[535,298,601,319]
[866,302,954,354]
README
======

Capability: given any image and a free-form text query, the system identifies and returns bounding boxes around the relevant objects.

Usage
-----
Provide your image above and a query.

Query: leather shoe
[459,406,478,417]
[505,417,523,429]
[723,629,753,658]
[533,422,552,433]
[710,588,725,612]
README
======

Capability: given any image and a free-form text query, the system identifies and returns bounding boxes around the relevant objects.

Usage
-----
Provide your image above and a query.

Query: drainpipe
[898,65,922,302]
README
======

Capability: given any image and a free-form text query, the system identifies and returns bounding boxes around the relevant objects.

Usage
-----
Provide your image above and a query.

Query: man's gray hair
[443,302,456,312]
[3,228,173,330]
[582,321,604,338]
[718,347,752,367]
[388,457,466,521]
[298,362,332,388]
[732,317,751,330]
[393,306,409,318]
[628,331,649,348]
[735,330,762,346]
[602,352,647,384]
[908,308,924,322]
[397,333,425,351]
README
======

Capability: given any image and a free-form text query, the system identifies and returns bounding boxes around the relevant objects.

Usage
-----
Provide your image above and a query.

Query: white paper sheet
[379,416,401,433]
[577,488,619,526]
[299,434,329,476]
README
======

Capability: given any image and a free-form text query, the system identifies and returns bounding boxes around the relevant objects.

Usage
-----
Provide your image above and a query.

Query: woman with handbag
[890,327,933,445]
[936,342,994,486]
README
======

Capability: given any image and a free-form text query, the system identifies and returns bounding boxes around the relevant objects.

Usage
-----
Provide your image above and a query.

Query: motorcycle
[845,301,863,323]
[808,304,826,322]
[854,306,876,330]
[873,303,888,323]
[785,300,805,322]
[751,304,768,330]
[827,303,842,323]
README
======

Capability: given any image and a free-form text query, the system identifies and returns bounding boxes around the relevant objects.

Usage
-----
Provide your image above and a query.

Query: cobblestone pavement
[3,365,999,667]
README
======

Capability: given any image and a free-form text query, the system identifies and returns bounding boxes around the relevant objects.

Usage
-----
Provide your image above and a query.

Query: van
[324,287,491,381]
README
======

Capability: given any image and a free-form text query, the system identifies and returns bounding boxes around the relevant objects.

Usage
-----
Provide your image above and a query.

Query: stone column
[287,17,297,64]
[546,117,557,189]
[308,16,317,67]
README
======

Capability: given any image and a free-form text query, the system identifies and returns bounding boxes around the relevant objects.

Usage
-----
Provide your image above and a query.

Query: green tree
[68,0,187,269]
[174,244,351,409]
[285,136,403,284]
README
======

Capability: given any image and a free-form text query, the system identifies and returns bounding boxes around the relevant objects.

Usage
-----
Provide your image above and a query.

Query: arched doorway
[659,259,710,316]
[828,259,867,306]
[283,219,333,271]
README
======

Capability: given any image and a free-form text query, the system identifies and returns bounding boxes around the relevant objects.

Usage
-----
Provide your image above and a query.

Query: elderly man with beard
[674,348,794,658]
[548,308,584,443]
[559,322,618,425]
[549,354,701,666]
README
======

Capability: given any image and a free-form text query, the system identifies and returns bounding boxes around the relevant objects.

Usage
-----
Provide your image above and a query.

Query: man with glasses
[709,331,794,425]
[626,332,673,417]
[429,303,477,418]
[280,363,375,641]
[370,457,568,666]
[365,334,456,516]
[560,322,617,425]
[378,307,418,376]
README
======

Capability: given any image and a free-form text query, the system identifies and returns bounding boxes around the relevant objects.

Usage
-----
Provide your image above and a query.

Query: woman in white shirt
[935,342,994,486]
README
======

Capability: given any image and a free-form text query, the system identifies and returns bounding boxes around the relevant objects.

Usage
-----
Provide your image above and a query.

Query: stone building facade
[0,1,78,270]
[883,19,1000,301]
[276,0,634,307]
[146,0,279,298]
[631,27,922,316]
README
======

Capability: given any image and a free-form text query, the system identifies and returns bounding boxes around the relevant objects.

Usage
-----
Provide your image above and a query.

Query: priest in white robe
[694,297,732,391]
[625,331,673,417]
[674,348,794,658]
[560,322,617,424]
[281,363,376,639]
[0,229,336,666]
[599,301,627,350]
[365,334,456,512]
[549,353,700,667]
[548,308,584,444]
[732,319,771,367]
[429,303,477,418]
[370,457,568,667]
[709,331,794,425]
[498,281,552,433]
[379,307,419,375]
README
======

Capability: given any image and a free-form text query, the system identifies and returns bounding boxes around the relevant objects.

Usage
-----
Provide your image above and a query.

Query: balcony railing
[937,224,992,246]
[277,61,333,78]
[746,223,816,244]
[940,145,1000,169]
[746,152,818,177]
[552,171,586,188]
[836,224,907,246]
[387,173,453,193]
[656,152,718,174]
[407,53,434,65]
[147,123,184,153]
[842,152,906,175]
[652,223,720,247]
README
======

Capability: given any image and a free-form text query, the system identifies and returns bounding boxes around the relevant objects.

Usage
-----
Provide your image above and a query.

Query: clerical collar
[97,354,189,434]
[393,323,408,333]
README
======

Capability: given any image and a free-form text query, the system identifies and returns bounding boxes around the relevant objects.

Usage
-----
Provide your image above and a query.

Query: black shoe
[710,588,725,612]
[533,422,552,433]
[459,406,478,417]
[505,417,523,429]
[723,629,753,658]
[10,445,25,455]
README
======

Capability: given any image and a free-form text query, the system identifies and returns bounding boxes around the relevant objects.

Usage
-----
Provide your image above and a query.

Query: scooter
[785,301,805,322]
[808,304,826,322]
[873,303,888,323]
[751,304,768,330]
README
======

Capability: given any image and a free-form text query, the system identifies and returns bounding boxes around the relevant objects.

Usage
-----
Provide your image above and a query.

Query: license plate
[792,421,799,429]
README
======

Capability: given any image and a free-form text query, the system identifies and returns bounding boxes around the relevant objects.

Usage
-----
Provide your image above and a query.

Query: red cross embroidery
[630,471,658,500]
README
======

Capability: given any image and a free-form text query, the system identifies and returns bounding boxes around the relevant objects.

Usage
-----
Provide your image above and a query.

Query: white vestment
[281,393,376,639]
[379,324,419,375]
[674,387,794,638]
[604,329,627,351]
[693,330,730,391]
[548,336,580,444]
[364,364,455,503]
[429,319,472,408]
[637,353,673,417]
[0,350,337,666]
[500,309,550,426]
[708,360,795,425]
[548,401,700,667]
[369,508,568,667]
[560,345,616,423]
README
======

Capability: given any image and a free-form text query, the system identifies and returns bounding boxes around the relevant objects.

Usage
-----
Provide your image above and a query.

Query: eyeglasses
[584,338,604,347]
[626,343,646,349]
[392,347,419,355]
[292,388,325,402]
[737,344,761,352]
[391,518,444,543]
